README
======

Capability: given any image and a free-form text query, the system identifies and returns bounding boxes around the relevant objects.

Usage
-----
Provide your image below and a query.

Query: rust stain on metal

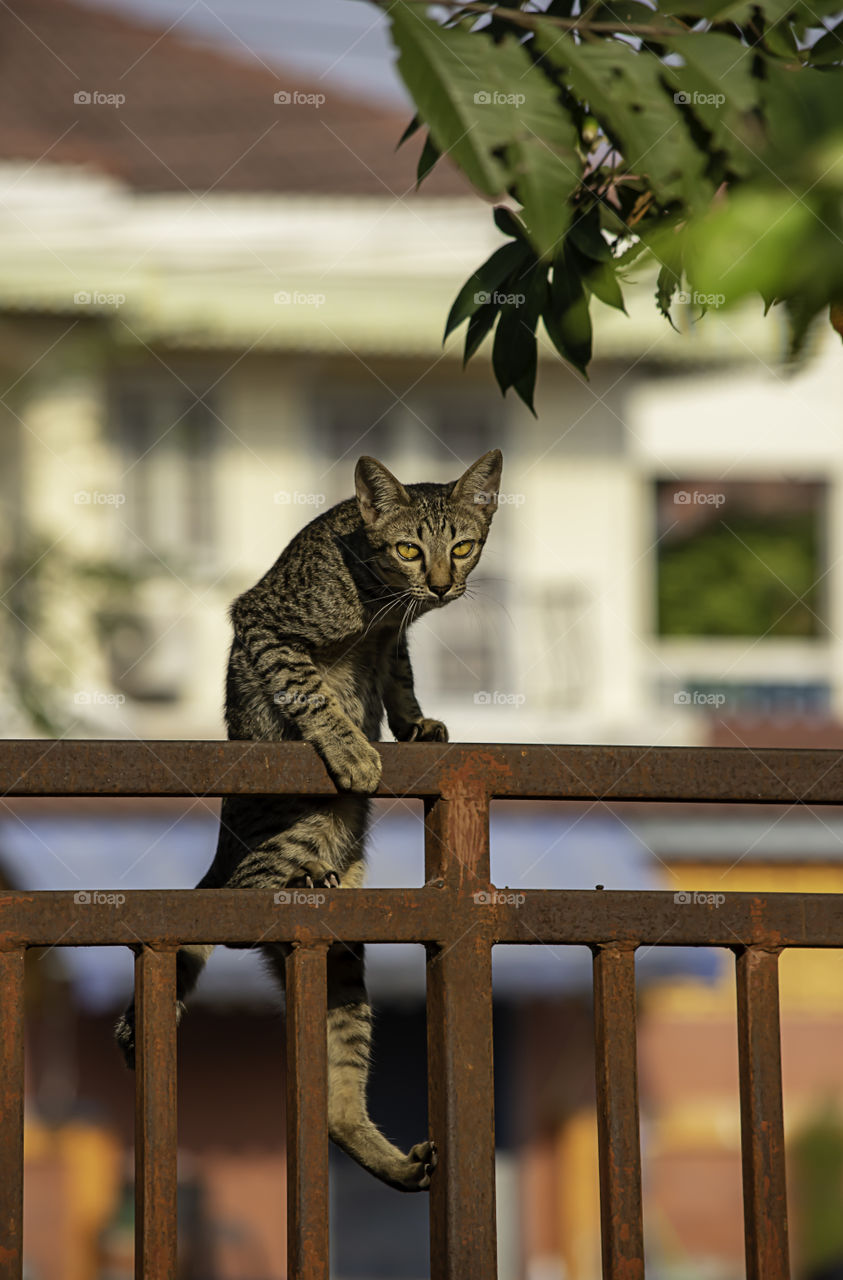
[592,945,645,1280]
[3,739,843,802]
[0,949,25,1280]
[285,945,329,1280]
[427,933,496,1279]
[134,946,178,1280]
[0,740,839,1278]
[736,948,790,1280]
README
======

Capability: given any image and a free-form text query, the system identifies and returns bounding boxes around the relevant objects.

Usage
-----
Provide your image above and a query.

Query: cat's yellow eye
[452,540,475,558]
[396,542,421,561]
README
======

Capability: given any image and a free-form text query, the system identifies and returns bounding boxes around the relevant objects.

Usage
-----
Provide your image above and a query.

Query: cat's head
[354,450,502,606]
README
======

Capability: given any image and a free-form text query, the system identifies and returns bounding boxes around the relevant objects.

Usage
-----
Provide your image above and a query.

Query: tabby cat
[115,448,502,1191]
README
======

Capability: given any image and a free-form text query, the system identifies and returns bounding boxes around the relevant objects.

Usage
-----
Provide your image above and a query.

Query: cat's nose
[428,583,451,598]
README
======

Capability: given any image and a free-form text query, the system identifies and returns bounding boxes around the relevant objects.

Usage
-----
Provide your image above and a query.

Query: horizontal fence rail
[5,738,843,803]
[0,740,842,1280]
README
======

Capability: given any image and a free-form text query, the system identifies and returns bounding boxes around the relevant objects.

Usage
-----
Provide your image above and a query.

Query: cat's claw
[303,871,341,889]
[404,719,448,743]
[292,869,342,890]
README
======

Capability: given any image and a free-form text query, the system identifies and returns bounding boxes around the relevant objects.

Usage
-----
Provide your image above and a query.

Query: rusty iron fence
[1,740,843,1280]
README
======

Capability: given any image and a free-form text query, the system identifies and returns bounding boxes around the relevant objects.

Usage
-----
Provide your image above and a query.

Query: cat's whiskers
[397,596,419,647]
[463,586,516,630]
[360,589,414,641]
[362,596,408,637]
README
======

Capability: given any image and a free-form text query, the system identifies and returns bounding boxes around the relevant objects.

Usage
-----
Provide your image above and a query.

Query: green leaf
[388,5,510,196]
[659,34,764,183]
[661,0,842,27]
[580,256,627,312]
[659,0,753,20]
[417,132,441,185]
[533,25,709,210]
[397,114,421,149]
[388,4,582,257]
[500,65,582,259]
[783,293,824,358]
[650,226,686,329]
[492,267,547,412]
[544,251,592,376]
[661,32,762,113]
[569,207,614,262]
[763,20,799,58]
[807,26,843,65]
[761,61,843,171]
[683,189,836,307]
[494,206,529,240]
[592,0,676,30]
[656,263,682,329]
[464,303,501,364]
[444,239,533,340]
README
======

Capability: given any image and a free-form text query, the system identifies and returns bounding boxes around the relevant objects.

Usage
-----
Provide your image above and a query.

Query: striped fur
[115,449,502,1191]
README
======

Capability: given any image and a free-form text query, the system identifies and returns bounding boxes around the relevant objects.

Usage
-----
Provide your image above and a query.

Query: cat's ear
[355,456,411,526]
[450,449,503,519]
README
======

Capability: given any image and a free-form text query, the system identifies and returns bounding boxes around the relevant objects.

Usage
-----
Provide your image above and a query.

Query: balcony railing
[1,740,842,1280]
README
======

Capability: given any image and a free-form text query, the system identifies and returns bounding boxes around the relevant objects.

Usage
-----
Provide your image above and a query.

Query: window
[418,577,503,698]
[313,379,505,505]
[112,375,218,565]
[655,480,827,638]
[534,583,593,707]
[411,384,504,466]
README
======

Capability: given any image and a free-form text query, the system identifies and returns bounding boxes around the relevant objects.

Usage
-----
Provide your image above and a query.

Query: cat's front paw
[401,718,449,743]
[325,738,382,793]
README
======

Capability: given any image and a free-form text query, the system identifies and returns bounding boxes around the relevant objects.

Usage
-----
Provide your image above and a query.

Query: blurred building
[1,2,842,1280]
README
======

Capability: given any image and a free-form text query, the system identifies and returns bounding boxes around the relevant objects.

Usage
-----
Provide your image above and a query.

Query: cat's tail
[114,943,215,1069]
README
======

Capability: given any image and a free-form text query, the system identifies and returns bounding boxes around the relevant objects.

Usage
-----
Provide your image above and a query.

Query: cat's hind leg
[264,939,437,1192]
[226,810,345,893]
[114,943,214,1069]
[324,942,437,1192]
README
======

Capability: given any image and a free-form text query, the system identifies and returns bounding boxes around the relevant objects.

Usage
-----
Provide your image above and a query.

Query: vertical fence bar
[425,787,497,1280]
[735,947,790,1280]
[285,944,329,1280]
[0,949,25,1280]
[592,944,645,1280]
[426,935,496,1280]
[424,784,491,887]
[134,946,178,1280]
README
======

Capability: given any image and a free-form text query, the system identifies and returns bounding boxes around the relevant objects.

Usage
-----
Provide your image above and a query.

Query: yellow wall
[647,862,843,1016]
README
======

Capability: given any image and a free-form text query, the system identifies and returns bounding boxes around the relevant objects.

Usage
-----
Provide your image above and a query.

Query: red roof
[0,0,469,196]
